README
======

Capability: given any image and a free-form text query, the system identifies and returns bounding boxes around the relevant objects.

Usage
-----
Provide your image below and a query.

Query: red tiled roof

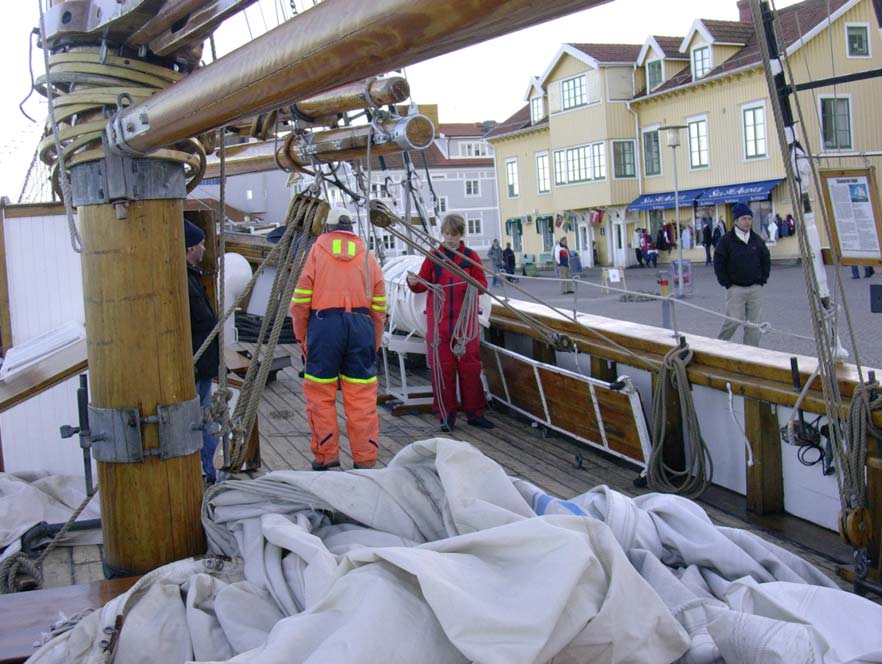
[570,43,643,63]
[437,122,495,137]
[653,36,688,59]
[700,19,755,44]
[484,104,549,141]
[641,0,852,97]
[366,143,493,170]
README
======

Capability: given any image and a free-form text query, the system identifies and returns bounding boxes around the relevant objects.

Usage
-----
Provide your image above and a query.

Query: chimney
[737,0,753,23]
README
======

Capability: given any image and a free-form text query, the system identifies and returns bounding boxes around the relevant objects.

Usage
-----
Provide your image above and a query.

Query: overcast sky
[0,0,801,199]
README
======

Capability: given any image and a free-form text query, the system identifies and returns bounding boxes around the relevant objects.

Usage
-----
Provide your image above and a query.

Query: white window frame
[382,234,396,250]
[553,149,567,186]
[741,101,768,161]
[590,142,606,181]
[438,196,448,213]
[646,59,663,91]
[818,94,854,151]
[845,23,871,58]
[458,141,488,158]
[687,114,710,170]
[691,45,711,79]
[530,96,544,124]
[535,151,550,194]
[560,74,587,110]
[642,126,662,177]
[464,178,480,197]
[612,140,637,179]
[505,158,519,198]
[467,216,482,236]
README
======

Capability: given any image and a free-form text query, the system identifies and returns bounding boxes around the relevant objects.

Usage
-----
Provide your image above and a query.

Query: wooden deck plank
[248,345,860,595]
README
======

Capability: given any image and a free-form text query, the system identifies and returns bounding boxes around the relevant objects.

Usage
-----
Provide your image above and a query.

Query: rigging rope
[646,345,713,499]
[0,488,98,594]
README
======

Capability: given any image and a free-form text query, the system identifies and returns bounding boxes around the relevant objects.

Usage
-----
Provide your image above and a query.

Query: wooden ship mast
[34,0,612,576]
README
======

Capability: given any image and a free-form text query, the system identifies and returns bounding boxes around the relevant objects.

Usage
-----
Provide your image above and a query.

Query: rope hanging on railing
[646,344,713,499]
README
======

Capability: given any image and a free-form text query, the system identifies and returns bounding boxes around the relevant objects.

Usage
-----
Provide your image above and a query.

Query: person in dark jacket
[713,203,771,347]
[185,220,220,482]
[701,219,714,265]
[502,242,517,282]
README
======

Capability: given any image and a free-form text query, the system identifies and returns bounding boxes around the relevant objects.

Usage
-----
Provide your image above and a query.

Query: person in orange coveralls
[290,208,386,470]
[406,213,495,432]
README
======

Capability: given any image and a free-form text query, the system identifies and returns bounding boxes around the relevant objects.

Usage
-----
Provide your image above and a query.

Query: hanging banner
[820,168,882,265]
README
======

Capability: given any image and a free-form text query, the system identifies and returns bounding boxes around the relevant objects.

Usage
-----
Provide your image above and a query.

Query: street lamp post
[662,125,688,298]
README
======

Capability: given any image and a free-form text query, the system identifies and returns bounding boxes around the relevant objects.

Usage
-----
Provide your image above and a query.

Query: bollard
[658,272,672,329]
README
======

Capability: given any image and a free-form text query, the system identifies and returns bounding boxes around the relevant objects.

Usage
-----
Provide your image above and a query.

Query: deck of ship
[258,344,860,593]
[34,343,864,594]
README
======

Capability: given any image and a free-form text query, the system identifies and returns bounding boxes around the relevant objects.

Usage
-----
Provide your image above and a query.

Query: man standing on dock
[291,208,386,471]
[185,220,220,483]
[713,203,770,347]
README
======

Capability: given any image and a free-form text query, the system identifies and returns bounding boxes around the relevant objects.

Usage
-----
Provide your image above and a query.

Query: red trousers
[427,334,485,423]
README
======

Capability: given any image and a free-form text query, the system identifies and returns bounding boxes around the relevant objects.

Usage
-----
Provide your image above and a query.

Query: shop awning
[626,187,708,211]
[504,217,523,235]
[695,178,782,206]
[534,215,554,234]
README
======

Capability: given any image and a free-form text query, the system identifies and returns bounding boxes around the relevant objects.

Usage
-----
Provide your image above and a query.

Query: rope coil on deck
[647,344,713,499]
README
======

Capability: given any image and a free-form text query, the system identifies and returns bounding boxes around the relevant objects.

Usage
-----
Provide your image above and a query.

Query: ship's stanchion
[658,270,672,330]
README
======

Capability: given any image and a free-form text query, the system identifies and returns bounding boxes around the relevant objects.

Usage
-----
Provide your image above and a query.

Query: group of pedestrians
[488,238,517,284]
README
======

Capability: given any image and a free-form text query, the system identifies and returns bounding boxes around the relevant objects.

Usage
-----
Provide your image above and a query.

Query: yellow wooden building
[486,0,882,268]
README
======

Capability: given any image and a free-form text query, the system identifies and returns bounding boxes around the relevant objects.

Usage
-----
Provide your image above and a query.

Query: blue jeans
[197,378,218,481]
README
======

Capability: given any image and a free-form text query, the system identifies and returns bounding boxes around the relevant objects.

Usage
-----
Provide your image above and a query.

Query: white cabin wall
[1,212,87,477]
[4,214,84,344]
[1,375,91,476]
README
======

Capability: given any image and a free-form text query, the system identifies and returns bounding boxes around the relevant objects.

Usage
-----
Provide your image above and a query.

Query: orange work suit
[290,231,386,466]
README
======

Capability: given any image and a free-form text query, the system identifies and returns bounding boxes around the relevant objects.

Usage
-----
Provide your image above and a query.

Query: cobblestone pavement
[488,259,882,370]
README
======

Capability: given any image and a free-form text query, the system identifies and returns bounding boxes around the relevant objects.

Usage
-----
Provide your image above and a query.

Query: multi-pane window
[688,118,709,168]
[536,153,550,193]
[530,96,544,124]
[551,144,604,184]
[505,160,519,197]
[553,150,567,185]
[465,179,480,196]
[847,25,870,57]
[742,105,767,159]
[821,97,852,149]
[613,140,636,178]
[467,217,482,235]
[438,196,448,213]
[643,130,661,176]
[692,46,710,78]
[459,142,489,157]
[647,60,663,90]
[591,143,606,180]
[561,75,587,110]
[382,235,396,250]
[566,146,591,183]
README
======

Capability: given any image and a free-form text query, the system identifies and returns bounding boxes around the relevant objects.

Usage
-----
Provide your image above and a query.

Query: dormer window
[647,60,663,91]
[561,75,587,110]
[530,96,544,124]
[692,46,711,78]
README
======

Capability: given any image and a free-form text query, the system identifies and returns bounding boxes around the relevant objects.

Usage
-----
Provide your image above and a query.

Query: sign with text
[821,168,882,265]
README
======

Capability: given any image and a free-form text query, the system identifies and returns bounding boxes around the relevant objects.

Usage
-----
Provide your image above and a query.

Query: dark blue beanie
[184,220,205,248]
[732,202,753,220]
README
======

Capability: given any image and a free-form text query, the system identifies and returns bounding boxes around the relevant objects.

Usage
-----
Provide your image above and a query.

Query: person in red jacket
[290,208,386,470]
[406,213,495,431]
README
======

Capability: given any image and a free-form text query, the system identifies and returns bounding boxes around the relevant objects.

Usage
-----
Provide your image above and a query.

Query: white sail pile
[25,439,882,663]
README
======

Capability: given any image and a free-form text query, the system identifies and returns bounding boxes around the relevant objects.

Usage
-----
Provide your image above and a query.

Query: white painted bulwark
[4,214,84,344]
[1,213,87,476]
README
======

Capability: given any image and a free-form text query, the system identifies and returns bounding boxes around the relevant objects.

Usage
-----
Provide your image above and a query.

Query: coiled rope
[647,344,713,498]
[0,488,97,594]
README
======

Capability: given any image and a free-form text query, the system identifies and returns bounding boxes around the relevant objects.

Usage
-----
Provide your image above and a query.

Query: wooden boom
[108,0,612,154]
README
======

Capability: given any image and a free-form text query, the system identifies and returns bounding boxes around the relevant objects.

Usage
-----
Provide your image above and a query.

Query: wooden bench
[0,576,138,663]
